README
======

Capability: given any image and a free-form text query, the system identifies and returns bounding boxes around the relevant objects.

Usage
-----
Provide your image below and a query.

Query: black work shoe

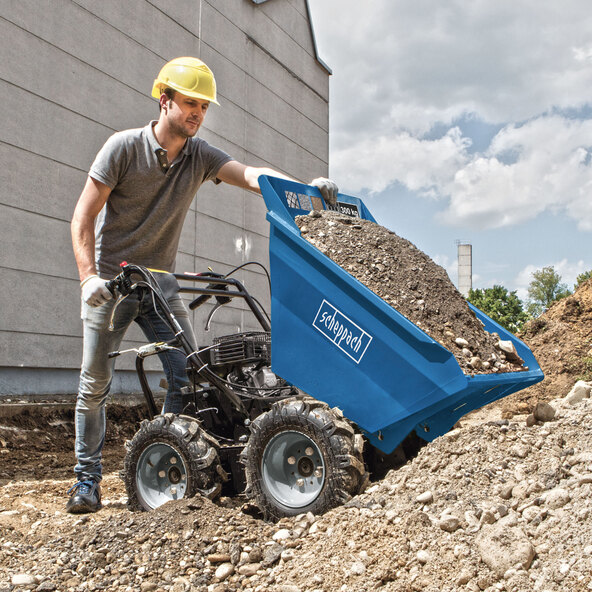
[66,480,102,513]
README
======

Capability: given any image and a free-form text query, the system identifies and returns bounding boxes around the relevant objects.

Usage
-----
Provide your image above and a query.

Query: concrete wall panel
[0,206,74,278]
[0,16,153,134]
[0,143,85,222]
[0,80,109,173]
[3,0,163,101]
[0,0,330,393]
[74,0,202,63]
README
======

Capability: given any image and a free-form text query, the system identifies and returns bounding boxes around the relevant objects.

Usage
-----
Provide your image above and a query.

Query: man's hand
[81,275,113,307]
[310,177,338,206]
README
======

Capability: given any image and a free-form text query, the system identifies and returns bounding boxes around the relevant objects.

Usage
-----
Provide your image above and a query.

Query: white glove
[310,177,338,206]
[81,275,113,307]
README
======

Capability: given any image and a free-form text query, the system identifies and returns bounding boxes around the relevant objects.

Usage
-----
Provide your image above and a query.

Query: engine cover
[211,332,271,367]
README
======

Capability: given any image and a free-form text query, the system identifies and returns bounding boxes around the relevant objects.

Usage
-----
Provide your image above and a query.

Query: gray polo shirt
[89,121,233,277]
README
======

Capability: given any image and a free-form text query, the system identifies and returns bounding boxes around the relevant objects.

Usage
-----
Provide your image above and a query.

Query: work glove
[310,177,338,207]
[81,275,113,307]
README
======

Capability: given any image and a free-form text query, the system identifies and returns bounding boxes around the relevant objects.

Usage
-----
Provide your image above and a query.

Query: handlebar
[186,272,231,310]
[106,262,271,332]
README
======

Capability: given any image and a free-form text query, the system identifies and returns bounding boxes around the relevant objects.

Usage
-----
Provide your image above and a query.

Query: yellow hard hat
[151,57,219,105]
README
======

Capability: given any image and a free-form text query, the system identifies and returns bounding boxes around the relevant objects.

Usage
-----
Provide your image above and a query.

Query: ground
[1,388,591,592]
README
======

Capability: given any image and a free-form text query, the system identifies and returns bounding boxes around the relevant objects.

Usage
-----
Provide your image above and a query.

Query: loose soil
[296,211,524,374]
[494,279,592,417]
[1,393,591,592]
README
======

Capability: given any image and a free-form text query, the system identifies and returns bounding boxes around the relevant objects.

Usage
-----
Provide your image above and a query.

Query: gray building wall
[0,0,330,396]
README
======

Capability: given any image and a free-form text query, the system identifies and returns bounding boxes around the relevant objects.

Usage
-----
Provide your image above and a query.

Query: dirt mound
[494,279,592,417]
[296,210,525,375]
[0,404,144,481]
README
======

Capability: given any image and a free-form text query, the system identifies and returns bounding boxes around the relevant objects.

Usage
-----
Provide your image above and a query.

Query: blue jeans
[74,273,197,482]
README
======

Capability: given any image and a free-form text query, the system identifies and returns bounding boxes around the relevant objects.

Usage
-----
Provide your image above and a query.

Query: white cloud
[311,0,592,232]
[332,127,470,195]
[332,114,592,231]
[444,117,592,229]
[313,0,592,139]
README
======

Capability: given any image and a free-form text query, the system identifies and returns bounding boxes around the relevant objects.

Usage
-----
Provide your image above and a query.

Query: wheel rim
[136,442,188,509]
[261,430,325,509]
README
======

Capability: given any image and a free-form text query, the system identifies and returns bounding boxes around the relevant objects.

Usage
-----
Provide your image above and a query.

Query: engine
[210,332,280,396]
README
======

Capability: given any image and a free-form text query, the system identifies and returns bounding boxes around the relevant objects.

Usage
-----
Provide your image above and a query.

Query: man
[68,57,338,513]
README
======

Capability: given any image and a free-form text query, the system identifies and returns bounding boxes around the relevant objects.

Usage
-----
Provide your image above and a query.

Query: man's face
[164,92,210,138]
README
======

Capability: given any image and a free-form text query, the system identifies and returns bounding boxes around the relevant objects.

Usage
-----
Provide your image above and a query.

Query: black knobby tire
[124,413,227,511]
[241,397,368,520]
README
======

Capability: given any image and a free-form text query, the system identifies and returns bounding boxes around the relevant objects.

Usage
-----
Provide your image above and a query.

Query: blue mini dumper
[259,176,544,455]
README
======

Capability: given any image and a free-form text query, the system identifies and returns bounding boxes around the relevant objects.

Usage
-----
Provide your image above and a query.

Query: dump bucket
[259,176,544,453]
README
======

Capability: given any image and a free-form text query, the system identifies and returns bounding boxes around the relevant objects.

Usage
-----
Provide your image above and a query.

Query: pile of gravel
[1,384,591,592]
[296,210,526,375]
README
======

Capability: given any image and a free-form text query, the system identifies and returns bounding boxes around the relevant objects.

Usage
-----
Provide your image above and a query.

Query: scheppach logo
[313,300,372,363]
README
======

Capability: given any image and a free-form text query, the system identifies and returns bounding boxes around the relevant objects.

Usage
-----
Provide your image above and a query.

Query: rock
[350,560,366,575]
[214,563,234,581]
[465,510,480,532]
[273,528,291,541]
[172,577,191,592]
[416,491,434,504]
[238,563,261,576]
[36,582,57,592]
[439,513,461,532]
[207,553,231,564]
[248,547,263,563]
[277,586,301,592]
[512,482,529,500]
[469,356,483,370]
[229,541,241,565]
[456,568,476,585]
[570,451,592,465]
[565,380,592,405]
[140,583,158,592]
[11,574,36,587]
[475,517,535,577]
[497,340,524,363]
[262,543,284,566]
[416,550,431,564]
[533,402,555,422]
[456,338,470,348]
[542,488,570,509]
[510,443,529,458]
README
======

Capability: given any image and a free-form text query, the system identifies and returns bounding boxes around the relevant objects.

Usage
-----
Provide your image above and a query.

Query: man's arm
[71,176,114,307]
[216,161,292,194]
[71,176,112,281]
[216,161,338,205]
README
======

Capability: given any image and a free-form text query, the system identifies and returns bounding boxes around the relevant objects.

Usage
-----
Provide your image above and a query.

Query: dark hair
[159,87,176,111]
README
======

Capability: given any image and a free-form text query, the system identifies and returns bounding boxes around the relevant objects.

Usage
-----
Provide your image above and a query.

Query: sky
[307,0,592,301]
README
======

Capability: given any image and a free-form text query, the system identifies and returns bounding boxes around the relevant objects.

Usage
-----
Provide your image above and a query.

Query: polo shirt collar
[146,121,192,157]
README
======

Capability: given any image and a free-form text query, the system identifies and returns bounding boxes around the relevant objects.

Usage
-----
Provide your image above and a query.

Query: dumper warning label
[328,201,361,218]
[313,300,372,363]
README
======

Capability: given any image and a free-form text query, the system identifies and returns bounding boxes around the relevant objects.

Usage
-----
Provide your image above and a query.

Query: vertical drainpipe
[198,0,202,57]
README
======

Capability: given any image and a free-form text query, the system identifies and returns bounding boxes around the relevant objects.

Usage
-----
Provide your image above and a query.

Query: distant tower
[456,240,472,297]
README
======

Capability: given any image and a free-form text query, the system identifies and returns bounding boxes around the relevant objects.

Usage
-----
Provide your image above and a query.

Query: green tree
[467,285,529,333]
[527,266,571,317]
[575,270,592,290]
